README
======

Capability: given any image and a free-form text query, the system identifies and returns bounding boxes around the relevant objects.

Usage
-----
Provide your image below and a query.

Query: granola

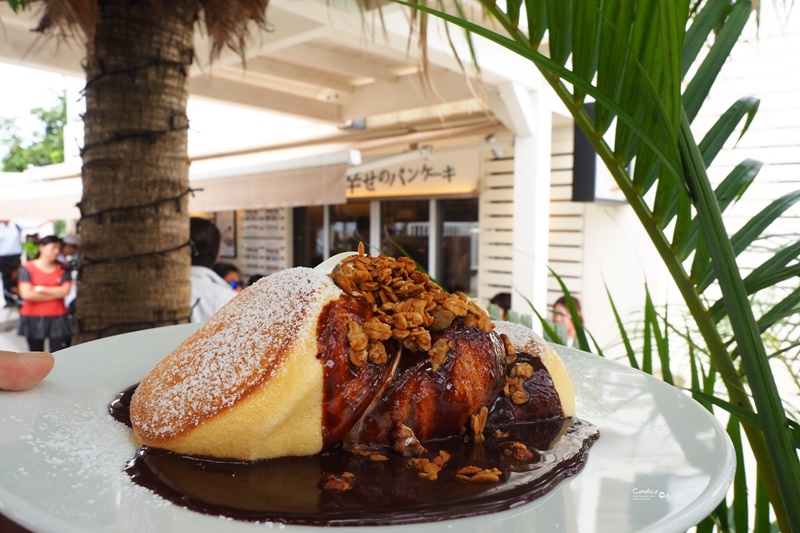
[390,421,427,457]
[332,243,493,366]
[318,471,356,491]
[407,450,452,480]
[469,406,489,444]
[498,441,536,461]
[455,466,503,484]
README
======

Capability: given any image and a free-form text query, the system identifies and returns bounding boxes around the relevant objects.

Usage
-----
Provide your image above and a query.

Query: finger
[0,351,55,391]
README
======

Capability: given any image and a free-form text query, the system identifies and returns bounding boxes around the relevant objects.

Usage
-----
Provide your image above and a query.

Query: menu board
[240,208,289,276]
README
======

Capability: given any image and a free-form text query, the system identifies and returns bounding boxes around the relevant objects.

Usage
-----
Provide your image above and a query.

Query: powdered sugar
[494,320,549,356]
[132,268,342,439]
[0,396,170,528]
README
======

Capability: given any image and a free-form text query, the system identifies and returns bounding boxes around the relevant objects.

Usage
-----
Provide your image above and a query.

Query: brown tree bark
[74,1,198,343]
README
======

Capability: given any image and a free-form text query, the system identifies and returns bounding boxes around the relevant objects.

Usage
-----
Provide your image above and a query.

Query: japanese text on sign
[346,163,457,195]
[345,149,480,199]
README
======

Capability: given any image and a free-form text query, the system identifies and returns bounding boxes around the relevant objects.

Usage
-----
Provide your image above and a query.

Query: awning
[0,163,82,220]
[0,149,359,220]
[188,149,357,211]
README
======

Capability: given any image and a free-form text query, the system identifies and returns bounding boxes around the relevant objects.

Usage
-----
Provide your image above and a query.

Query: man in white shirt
[0,221,23,308]
[189,217,237,322]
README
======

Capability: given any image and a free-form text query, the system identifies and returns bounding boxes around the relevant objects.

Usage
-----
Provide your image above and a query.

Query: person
[190,217,237,322]
[16,236,74,352]
[2,265,20,306]
[58,234,80,313]
[212,262,243,293]
[57,234,80,269]
[247,273,266,287]
[0,349,54,391]
[489,292,511,319]
[553,296,583,347]
[22,233,39,261]
[0,220,22,308]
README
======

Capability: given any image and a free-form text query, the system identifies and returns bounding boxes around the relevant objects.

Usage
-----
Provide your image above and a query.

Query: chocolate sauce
[348,322,507,446]
[316,296,400,447]
[108,384,137,428]
[112,385,598,526]
[489,353,565,426]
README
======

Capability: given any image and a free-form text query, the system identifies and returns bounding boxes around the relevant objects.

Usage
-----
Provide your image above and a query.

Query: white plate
[0,324,734,533]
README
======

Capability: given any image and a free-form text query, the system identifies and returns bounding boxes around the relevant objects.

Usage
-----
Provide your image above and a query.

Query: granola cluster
[407,450,451,480]
[504,361,535,405]
[331,243,493,369]
[498,440,536,461]
[390,421,427,457]
[318,471,356,491]
[455,466,503,484]
[469,406,489,444]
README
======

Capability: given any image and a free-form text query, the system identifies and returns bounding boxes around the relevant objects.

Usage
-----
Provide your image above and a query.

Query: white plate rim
[0,324,735,533]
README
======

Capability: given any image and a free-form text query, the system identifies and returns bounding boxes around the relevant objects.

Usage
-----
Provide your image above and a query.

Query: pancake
[130,251,576,462]
[493,320,575,418]
[130,268,346,460]
[344,319,507,449]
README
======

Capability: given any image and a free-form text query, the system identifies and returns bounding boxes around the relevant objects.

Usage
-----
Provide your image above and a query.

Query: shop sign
[345,149,480,199]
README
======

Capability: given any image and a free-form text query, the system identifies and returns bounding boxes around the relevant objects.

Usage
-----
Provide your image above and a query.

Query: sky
[0,61,338,162]
[0,62,68,149]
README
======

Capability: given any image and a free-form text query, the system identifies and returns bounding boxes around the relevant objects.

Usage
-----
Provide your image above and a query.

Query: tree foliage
[0,91,66,172]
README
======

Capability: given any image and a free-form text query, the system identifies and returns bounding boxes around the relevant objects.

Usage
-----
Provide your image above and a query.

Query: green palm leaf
[755,286,800,334]
[680,110,800,527]
[754,476,771,533]
[681,0,732,79]
[398,0,800,528]
[506,0,522,29]
[571,0,600,106]
[606,285,639,369]
[405,1,684,184]
[698,97,760,167]
[524,0,548,48]
[727,418,749,533]
[594,0,634,134]
[519,292,564,345]
[679,159,761,261]
[683,0,751,121]
[548,266,591,352]
[546,0,573,67]
[691,389,800,449]
[710,242,800,322]
[696,191,800,292]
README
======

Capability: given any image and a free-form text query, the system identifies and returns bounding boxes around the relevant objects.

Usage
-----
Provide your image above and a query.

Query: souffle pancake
[130,247,577,461]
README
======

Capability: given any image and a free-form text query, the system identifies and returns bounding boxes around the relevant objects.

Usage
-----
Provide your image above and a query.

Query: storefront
[291,141,485,294]
[0,119,559,319]
[188,123,554,315]
[292,197,479,294]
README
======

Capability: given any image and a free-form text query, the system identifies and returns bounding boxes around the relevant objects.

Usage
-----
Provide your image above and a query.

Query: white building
[1,1,797,355]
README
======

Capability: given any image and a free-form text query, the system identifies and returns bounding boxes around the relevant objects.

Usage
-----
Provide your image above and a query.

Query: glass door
[439,198,479,294]
[329,202,371,256]
[380,200,430,271]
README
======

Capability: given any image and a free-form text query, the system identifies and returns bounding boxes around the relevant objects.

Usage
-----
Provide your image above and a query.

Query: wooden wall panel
[478,153,516,299]
[477,121,585,312]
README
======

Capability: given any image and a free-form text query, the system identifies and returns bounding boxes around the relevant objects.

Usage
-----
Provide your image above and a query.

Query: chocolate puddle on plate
[110,385,599,527]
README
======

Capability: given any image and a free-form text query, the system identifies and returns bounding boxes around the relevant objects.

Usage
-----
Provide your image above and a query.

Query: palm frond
[396,0,800,528]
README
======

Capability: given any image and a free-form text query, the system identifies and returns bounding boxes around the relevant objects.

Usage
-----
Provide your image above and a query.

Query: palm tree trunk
[75,0,198,343]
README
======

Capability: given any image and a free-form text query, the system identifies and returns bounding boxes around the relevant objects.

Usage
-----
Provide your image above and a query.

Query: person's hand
[0,350,55,391]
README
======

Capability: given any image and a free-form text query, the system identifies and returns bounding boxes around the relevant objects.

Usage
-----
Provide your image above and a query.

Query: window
[292,206,324,267]
[439,198,479,294]
[330,203,370,256]
[381,200,429,270]
[292,198,479,295]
